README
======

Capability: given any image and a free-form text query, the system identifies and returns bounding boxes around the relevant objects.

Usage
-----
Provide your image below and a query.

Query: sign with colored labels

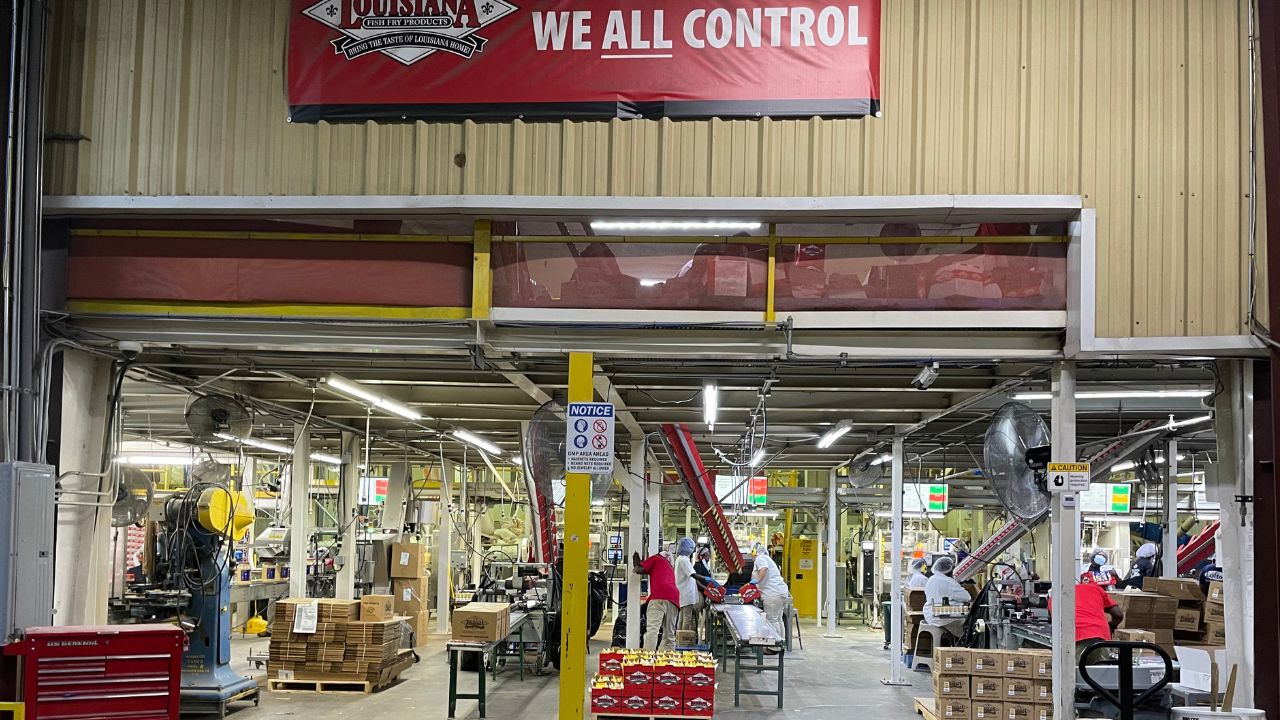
[904,483,948,513]
[565,402,615,474]
[1079,483,1132,514]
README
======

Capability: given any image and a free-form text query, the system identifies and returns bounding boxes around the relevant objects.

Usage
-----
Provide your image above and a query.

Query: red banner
[287,0,881,122]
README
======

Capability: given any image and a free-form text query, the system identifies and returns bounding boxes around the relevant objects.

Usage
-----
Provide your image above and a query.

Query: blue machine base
[181,667,259,717]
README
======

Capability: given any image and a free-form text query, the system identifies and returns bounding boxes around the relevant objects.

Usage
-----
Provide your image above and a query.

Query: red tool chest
[5,625,183,720]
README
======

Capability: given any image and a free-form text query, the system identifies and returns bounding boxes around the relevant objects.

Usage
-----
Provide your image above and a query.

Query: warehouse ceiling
[107,346,1219,512]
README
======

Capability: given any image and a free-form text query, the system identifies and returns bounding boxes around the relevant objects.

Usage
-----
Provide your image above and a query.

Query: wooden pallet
[267,677,374,694]
[915,696,938,720]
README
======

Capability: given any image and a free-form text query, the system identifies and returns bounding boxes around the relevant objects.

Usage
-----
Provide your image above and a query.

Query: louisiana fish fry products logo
[303,0,518,65]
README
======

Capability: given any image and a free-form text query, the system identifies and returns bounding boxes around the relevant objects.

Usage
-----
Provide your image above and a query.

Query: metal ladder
[659,423,744,574]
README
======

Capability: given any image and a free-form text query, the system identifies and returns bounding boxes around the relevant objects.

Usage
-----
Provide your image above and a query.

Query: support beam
[1049,362,1078,720]
[626,439,645,648]
[883,436,908,685]
[471,220,492,320]
[1213,361,1255,707]
[1163,439,1178,578]
[336,431,360,599]
[289,426,311,598]
[816,518,824,627]
[824,468,841,638]
[53,351,113,626]
[558,352,593,720]
[435,459,456,634]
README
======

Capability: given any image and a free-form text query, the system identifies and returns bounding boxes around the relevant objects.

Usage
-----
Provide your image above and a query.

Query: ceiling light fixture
[1168,414,1213,430]
[750,448,767,467]
[452,429,503,456]
[114,455,195,466]
[591,220,763,233]
[511,455,523,466]
[870,452,894,466]
[213,432,343,466]
[1013,389,1212,401]
[817,420,854,449]
[703,383,719,430]
[322,374,423,421]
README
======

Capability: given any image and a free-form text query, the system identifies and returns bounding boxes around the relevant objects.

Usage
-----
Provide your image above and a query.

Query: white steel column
[1049,362,1078,720]
[647,456,662,553]
[626,441,645,648]
[335,432,359,599]
[289,426,312,598]
[883,436,908,685]
[436,459,456,634]
[1164,439,1179,578]
[1212,360,1255,706]
[824,468,842,637]
[53,351,113,625]
[816,519,824,627]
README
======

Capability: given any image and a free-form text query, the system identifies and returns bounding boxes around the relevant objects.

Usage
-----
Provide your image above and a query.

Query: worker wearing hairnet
[748,542,792,647]
[674,538,701,642]
[1122,542,1160,590]
[923,556,971,637]
[1081,548,1121,588]
[907,558,930,589]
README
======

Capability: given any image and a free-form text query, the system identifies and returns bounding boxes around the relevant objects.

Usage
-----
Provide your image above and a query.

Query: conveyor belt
[660,423,743,573]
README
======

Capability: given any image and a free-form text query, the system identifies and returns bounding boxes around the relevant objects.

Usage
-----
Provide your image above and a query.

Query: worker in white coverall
[747,542,792,648]
[923,556,971,637]
[907,558,930,589]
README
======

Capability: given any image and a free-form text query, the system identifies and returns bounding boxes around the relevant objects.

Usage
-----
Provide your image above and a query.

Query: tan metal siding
[43,0,1260,339]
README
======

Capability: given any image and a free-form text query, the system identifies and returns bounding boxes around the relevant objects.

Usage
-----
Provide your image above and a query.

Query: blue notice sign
[565,402,615,474]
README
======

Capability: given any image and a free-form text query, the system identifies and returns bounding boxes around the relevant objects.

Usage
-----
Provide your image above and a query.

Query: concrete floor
[227,620,932,719]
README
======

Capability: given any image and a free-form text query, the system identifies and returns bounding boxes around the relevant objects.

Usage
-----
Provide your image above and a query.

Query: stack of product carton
[1109,589,1178,654]
[389,540,431,645]
[904,589,927,654]
[268,598,411,688]
[591,648,716,717]
[1144,578,1206,645]
[933,647,1053,720]
[449,602,511,642]
[1202,580,1225,646]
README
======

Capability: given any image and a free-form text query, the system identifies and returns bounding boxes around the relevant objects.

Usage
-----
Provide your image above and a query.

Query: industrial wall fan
[112,467,155,527]
[522,398,613,563]
[185,395,253,445]
[982,402,1052,521]
[847,453,887,488]
[190,460,232,488]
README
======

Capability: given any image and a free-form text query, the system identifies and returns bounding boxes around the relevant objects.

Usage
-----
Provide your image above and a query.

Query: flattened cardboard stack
[1201,580,1226,646]
[269,598,411,688]
[1143,578,1206,644]
[904,589,927,653]
[932,647,1053,720]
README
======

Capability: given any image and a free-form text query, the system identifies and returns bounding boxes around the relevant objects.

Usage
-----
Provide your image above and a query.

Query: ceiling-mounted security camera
[911,362,940,391]
[117,341,143,360]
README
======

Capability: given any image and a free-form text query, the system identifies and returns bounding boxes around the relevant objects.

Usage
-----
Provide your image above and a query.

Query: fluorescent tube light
[452,429,502,456]
[874,511,945,519]
[511,455,523,466]
[1014,390,1211,401]
[1082,515,1146,523]
[739,510,778,519]
[591,220,762,232]
[703,383,719,429]
[214,432,342,466]
[1169,415,1213,429]
[115,455,195,466]
[322,374,422,421]
[638,278,664,287]
[870,452,894,466]
[817,420,853,449]
[750,449,767,467]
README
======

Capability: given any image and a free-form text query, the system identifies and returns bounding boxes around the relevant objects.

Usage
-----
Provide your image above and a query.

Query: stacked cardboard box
[592,649,715,717]
[1144,578,1205,643]
[904,589,927,653]
[932,648,1052,720]
[1202,580,1225,646]
[392,574,431,645]
[268,598,409,685]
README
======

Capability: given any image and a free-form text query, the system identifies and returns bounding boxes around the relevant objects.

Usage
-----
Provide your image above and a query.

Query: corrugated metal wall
[42,0,1263,339]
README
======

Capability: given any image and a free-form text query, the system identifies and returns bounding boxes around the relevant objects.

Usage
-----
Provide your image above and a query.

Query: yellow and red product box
[683,682,716,718]
[617,691,652,715]
[651,688,683,714]
[599,648,625,676]
[622,651,654,688]
[589,674,623,714]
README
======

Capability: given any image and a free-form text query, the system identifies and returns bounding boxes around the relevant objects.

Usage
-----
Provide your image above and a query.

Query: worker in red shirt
[632,550,679,650]
[1045,577,1124,664]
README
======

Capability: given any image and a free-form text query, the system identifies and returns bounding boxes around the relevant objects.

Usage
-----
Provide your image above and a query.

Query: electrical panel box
[0,462,55,642]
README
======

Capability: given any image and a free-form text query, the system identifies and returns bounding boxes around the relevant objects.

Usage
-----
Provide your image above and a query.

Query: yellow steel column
[471,220,492,320]
[765,223,778,323]
[558,352,594,720]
